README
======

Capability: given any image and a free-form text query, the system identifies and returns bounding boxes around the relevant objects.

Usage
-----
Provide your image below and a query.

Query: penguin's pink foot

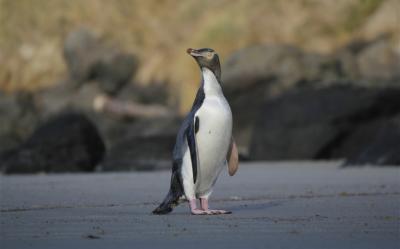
[189,198,232,215]
[189,199,208,215]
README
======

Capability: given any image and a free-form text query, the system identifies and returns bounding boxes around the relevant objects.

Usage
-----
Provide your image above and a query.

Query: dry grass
[0,0,398,110]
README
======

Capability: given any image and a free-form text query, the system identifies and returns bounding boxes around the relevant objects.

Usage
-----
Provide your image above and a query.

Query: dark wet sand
[1,162,399,249]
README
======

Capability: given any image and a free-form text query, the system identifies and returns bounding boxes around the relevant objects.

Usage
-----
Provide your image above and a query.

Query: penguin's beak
[187,48,202,57]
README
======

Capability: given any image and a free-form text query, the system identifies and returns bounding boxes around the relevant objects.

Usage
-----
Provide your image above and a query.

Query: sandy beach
[1,161,399,249]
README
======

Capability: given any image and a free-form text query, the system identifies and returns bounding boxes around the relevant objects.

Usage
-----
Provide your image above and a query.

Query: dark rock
[100,117,181,171]
[92,52,137,95]
[224,76,275,155]
[63,28,99,83]
[95,115,181,146]
[116,82,171,106]
[36,82,103,117]
[0,134,20,153]
[63,28,138,95]
[356,38,400,83]
[102,135,175,171]
[1,112,105,174]
[0,91,40,153]
[0,134,21,172]
[249,85,400,163]
[335,34,400,85]
[222,44,342,94]
[342,115,400,166]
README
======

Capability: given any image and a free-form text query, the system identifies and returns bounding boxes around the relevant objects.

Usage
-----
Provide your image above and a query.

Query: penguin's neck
[201,67,223,97]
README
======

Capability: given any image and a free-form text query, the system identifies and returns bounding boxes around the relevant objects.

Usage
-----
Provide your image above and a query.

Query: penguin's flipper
[227,137,239,176]
[186,116,199,183]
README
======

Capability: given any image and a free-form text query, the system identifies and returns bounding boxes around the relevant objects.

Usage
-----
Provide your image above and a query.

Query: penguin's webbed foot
[189,198,232,215]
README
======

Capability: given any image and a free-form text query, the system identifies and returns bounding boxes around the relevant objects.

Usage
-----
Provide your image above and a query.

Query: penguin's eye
[206,52,213,59]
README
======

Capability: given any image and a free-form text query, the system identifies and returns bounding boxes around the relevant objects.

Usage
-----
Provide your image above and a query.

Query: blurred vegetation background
[1,0,398,111]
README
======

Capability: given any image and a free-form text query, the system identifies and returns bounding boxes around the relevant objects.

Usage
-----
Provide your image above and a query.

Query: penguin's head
[187,48,221,80]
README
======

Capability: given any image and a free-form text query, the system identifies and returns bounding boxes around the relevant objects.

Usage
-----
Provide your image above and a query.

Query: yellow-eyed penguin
[153,48,239,215]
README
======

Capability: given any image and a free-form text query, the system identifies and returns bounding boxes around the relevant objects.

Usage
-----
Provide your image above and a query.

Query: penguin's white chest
[195,94,232,195]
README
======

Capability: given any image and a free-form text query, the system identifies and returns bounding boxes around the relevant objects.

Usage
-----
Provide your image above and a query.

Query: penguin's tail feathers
[152,190,182,215]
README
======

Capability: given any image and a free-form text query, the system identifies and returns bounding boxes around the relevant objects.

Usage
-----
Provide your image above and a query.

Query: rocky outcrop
[63,28,138,95]
[221,44,344,153]
[1,32,399,173]
[0,27,174,173]
[222,44,342,94]
[222,35,400,157]
[0,91,41,154]
[341,115,400,166]
[101,117,181,171]
[249,85,400,165]
[102,135,175,171]
[336,35,400,84]
[1,112,105,174]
